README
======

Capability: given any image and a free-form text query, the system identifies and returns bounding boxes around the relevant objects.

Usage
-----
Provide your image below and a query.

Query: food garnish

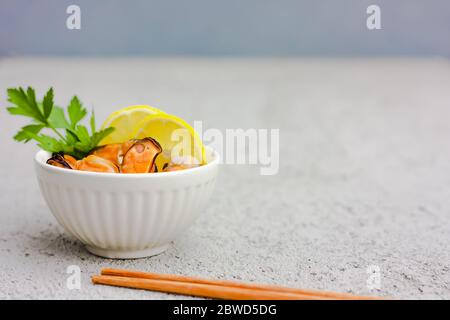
[131,113,205,169]
[6,87,205,174]
[6,87,114,159]
[99,105,164,145]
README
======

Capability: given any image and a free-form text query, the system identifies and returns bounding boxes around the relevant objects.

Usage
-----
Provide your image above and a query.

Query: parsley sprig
[6,87,114,159]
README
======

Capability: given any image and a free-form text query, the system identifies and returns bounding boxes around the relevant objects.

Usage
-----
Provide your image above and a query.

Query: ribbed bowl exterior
[34,149,218,258]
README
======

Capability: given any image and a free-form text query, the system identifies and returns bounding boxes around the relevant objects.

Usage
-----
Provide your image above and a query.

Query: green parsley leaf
[6,87,114,159]
[90,127,115,147]
[7,87,45,122]
[47,106,70,129]
[26,87,40,115]
[68,96,87,128]
[75,125,91,147]
[13,124,46,142]
[90,110,96,135]
[26,133,63,153]
[65,129,79,145]
[42,87,54,119]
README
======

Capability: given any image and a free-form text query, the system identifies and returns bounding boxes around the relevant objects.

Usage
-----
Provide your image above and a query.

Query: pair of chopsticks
[92,268,381,300]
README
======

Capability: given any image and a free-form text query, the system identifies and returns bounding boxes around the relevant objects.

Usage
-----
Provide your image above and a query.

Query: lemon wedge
[99,105,164,145]
[132,114,206,167]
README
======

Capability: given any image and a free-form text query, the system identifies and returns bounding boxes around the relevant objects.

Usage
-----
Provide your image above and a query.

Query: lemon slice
[132,114,206,167]
[100,105,164,145]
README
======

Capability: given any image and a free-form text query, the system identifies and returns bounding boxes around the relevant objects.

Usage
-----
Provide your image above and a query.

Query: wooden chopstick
[92,275,330,300]
[92,268,380,300]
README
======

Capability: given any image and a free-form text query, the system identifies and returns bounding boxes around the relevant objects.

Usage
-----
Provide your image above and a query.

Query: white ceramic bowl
[34,147,219,259]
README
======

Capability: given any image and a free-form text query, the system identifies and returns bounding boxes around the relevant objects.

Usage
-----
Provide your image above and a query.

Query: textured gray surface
[0,57,449,299]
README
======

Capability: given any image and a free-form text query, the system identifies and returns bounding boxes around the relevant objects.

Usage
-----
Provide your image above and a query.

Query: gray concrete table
[0,58,449,299]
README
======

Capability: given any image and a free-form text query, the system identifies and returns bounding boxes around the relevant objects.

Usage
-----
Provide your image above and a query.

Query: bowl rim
[35,146,219,178]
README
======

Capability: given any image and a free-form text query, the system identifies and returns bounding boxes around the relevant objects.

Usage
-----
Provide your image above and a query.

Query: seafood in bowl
[35,147,218,258]
[6,86,218,258]
[47,137,200,173]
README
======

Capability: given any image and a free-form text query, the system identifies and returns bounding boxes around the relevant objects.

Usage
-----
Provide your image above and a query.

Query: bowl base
[85,244,170,259]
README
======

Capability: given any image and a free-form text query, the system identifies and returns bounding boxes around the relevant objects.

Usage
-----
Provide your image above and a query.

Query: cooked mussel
[63,154,78,168]
[121,137,162,173]
[161,155,200,172]
[46,153,76,169]
[47,137,172,174]
[76,155,119,173]
[89,140,135,167]
[89,143,122,166]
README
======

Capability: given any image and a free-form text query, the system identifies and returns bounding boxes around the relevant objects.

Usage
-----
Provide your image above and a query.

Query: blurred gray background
[1,0,449,56]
